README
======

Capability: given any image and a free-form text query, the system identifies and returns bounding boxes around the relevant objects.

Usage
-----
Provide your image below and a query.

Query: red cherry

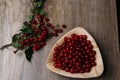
[92,62,97,66]
[71,33,76,38]
[50,33,54,36]
[65,59,69,63]
[65,68,69,72]
[37,14,42,19]
[32,45,37,51]
[83,35,87,39]
[58,63,62,68]
[92,50,96,55]
[91,57,96,61]
[23,34,28,37]
[26,43,30,46]
[53,33,96,74]
[49,25,54,29]
[62,24,67,28]
[40,21,45,25]
[54,33,58,37]
[31,19,37,24]
[25,39,29,43]
[54,63,58,67]
[42,42,46,46]
[64,37,68,42]
[30,38,33,41]
[80,69,85,73]
[54,47,59,51]
[33,38,38,42]
[34,29,38,33]
[47,23,51,26]
[85,68,91,72]
[45,18,49,22]
[58,29,63,33]
[87,40,91,44]
[70,69,75,73]
[19,40,24,45]
[41,26,46,31]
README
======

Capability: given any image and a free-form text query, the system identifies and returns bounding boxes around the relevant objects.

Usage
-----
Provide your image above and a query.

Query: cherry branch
[0,43,12,50]
[14,45,24,54]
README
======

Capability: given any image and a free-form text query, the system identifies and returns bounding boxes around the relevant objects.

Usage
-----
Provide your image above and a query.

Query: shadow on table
[116,0,120,47]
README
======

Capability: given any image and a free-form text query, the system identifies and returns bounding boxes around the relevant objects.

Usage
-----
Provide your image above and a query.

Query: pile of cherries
[53,34,97,73]
[19,14,66,51]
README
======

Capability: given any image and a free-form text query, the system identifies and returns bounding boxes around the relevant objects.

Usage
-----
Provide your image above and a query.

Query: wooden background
[0,0,119,80]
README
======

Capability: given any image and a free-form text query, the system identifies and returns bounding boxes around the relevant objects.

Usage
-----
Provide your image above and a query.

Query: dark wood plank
[44,0,120,80]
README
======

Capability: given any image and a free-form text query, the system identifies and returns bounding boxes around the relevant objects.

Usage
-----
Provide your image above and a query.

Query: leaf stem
[0,43,12,50]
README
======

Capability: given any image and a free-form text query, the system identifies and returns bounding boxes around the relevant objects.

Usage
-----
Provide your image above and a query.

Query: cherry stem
[0,43,12,50]
[14,46,24,54]
[14,33,35,54]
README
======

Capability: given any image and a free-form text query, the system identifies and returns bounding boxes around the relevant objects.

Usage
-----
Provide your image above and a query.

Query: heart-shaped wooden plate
[46,27,104,78]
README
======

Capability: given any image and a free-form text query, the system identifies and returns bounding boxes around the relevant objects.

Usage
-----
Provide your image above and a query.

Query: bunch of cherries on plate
[53,33,96,73]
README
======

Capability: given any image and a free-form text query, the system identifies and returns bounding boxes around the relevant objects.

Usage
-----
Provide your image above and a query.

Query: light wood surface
[0,0,119,80]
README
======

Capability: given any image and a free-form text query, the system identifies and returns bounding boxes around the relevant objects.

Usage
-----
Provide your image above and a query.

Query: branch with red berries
[0,0,67,61]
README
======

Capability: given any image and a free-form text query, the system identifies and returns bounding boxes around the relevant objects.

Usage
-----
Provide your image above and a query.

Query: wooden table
[0,0,119,80]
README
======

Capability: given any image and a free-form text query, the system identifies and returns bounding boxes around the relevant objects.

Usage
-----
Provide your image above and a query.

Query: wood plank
[0,0,119,80]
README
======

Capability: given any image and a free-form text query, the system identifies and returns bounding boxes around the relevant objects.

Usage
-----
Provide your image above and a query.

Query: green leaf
[25,47,34,62]
[29,15,33,21]
[35,0,46,8]
[12,41,21,48]
[34,9,39,14]
[20,25,29,31]
[23,28,33,34]
[34,0,46,2]
[34,0,40,2]
[20,23,33,34]
[36,1,43,8]
[39,10,46,16]
[12,34,21,42]
[23,22,29,25]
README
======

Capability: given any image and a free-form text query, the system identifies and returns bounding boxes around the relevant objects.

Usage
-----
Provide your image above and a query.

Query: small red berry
[40,21,45,25]
[31,19,37,24]
[50,33,54,36]
[92,62,97,66]
[64,37,68,41]
[83,35,87,39]
[30,38,33,41]
[47,23,51,26]
[19,40,24,45]
[33,38,38,42]
[86,68,91,72]
[49,25,54,29]
[54,63,58,67]
[62,24,67,28]
[45,18,49,22]
[53,33,96,74]
[37,14,42,19]
[54,47,58,51]
[34,29,38,33]
[54,33,58,37]
[58,29,63,33]
[26,43,30,46]
[41,26,46,31]
[70,69,75,73]
[25,39,29,43]
[32,46,37,51]
[65,68,69,72]
[38,38,42,42]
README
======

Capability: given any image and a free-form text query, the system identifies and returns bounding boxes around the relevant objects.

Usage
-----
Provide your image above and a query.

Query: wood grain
[0,0,119,80]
